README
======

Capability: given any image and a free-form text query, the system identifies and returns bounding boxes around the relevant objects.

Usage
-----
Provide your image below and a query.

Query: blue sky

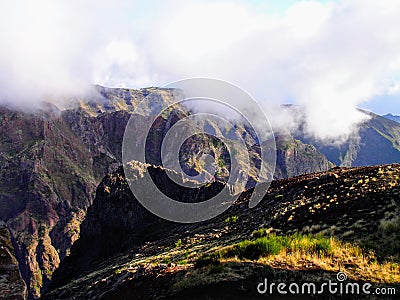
[362,95,400,115]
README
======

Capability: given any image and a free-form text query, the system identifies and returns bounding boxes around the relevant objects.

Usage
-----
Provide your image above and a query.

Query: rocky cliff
[0,87,181,298]
[0,222,27,300]
[44,164,400,299]
[274,134,333,178]
[0,105,99,298]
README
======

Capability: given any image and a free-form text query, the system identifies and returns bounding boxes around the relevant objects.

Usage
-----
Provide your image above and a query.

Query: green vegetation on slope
[195,232,400,284]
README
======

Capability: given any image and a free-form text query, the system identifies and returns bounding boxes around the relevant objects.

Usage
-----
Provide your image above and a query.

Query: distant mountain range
[1,86,400,298]
[383,113,400,123]
[297,110,400,167]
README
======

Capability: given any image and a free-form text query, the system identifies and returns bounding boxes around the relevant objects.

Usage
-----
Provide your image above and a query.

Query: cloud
[0,0,129,107]
[1,0,400,141]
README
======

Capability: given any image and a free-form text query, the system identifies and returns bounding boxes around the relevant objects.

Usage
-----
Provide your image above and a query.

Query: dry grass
[259,238,400,283]
[195,232,400,284]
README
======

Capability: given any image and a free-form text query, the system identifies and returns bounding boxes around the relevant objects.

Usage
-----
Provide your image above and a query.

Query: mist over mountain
[0,85,399,299]
[1,0,400,298]
[287,107,400,167]
[2,0,400,142]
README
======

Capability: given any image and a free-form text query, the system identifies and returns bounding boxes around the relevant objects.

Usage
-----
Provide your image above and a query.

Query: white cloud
[1,0,400,140]
[387,82,400,95]
[0,0,128,106]
[93,40,153,88]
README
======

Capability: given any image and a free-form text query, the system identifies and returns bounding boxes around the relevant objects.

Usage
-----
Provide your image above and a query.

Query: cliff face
[0,222,27,300]
[274,134,332,178]
[0,87,181,298]
[0,106,98,298]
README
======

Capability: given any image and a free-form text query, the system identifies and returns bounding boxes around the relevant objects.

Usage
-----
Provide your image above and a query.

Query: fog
[1,0,400,141]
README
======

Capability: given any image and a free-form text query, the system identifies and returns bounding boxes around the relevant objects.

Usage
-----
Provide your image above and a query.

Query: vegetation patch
[196,233,333,266]
[175,239,182,248]
[208,264,224,274]
[224,215,239,223]
[193,232,400,283]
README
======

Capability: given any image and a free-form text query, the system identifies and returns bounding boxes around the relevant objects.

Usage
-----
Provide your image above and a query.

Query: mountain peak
[383,113,400,123]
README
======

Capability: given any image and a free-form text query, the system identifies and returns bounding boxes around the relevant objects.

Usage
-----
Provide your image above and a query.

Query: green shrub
[161,257,171,264]
[252,228,268,238]
[379,218,400,235]
[282,233,333,257]
[114,268,123,275]
[175,239,182,247]
[225,215,239,223]
[224,235,282,260]
[313,236,333,257]
[217,158,226,168]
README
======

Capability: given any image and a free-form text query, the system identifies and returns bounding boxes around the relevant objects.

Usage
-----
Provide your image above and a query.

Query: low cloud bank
[1,0,399,141]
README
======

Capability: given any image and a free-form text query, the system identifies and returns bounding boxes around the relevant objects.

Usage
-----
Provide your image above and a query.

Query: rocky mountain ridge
[44,163,400,299]
[1,85,400,298]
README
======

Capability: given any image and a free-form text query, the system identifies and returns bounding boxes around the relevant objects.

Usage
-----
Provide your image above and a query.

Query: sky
[0,0,400,140]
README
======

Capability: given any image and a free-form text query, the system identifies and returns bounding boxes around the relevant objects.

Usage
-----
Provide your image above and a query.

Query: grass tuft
[225,215,239,223]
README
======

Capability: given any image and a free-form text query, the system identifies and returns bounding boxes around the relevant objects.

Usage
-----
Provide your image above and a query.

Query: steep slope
[274,134,333,178]
[0,105,99,298]
[49,163,228,289]
[0,222,27,300]
[44,164,400,299]
[0,86,332,298]
[295,109,400,167]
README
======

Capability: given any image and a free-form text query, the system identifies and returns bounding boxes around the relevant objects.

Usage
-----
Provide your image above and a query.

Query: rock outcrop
[274,134,332,178]
[0,222,27,300]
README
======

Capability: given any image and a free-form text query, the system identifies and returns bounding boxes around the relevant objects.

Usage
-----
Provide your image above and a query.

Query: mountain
[0,86,331,298]
[383,113,400,123]
[0,87,176,298]
[0,105,99,299]
[294,109,400,167]
[44,163,400,299]
[275,134,333,178]
[2,85,400,298]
